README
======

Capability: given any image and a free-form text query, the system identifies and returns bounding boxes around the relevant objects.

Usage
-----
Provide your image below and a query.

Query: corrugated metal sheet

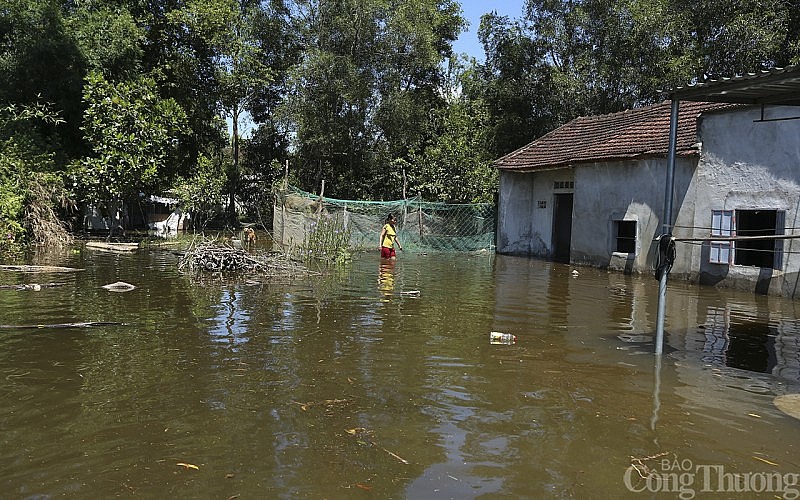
[666,65,800,105]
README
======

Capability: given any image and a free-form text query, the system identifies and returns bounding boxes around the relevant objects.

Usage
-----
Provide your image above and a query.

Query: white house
[495,97,800,297]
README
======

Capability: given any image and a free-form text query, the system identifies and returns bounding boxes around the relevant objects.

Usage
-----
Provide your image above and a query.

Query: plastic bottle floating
[489,331,516,345]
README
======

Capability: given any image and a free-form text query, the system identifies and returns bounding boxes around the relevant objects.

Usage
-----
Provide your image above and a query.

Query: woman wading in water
[379,214,403,260]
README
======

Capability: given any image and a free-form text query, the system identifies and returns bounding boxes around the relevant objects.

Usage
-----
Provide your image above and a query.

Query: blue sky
[452,0,526,61]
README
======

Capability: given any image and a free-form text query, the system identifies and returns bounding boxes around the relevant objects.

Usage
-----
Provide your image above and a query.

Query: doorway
[552,193,573,263]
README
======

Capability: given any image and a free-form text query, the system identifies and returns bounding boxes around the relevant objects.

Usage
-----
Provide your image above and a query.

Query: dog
[243,227,257,245]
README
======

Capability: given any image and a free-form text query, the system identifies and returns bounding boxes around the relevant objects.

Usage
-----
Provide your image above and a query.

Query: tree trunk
[229,104,240,225]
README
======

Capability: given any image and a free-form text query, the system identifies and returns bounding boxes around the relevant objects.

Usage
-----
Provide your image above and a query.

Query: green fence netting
[273,186,496,253]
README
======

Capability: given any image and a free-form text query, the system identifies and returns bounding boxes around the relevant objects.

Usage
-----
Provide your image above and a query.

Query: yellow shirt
[381,223,397,248]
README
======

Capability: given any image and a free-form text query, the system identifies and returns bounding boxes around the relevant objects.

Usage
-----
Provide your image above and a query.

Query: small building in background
[137,195,188,233]
[84,195,188,233]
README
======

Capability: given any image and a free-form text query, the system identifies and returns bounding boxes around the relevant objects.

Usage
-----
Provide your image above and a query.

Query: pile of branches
[179,239,319,280]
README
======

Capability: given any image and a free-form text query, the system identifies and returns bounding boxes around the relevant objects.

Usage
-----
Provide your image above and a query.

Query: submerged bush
[0,102,73,256]
[301,213,352,265]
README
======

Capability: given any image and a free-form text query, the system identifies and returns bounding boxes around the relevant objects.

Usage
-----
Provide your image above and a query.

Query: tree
[172,154,227,229]
[64,2,145,81]
[0,0,85,160]
[283,0,464,200]
[166,0,275,223]
[477,12,557,157]
[70,71,187,229]
[671,0,800,77]
[407,58,496,203]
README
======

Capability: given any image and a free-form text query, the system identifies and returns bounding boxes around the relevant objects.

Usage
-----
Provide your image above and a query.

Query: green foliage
[408,75,497,203]
[0,0,85,160]
[0,146,26,259]
[0,100,72,256]
[300,213,352,266]
[70,71,188,204]
[172,154,228,228]
[66,4,145,80]
[167,0,275,220]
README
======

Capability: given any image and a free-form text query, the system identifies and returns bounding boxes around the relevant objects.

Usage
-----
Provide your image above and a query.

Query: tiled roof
[494,101,735,171]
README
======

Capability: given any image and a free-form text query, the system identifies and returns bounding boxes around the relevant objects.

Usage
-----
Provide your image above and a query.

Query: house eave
[496,150,700,173]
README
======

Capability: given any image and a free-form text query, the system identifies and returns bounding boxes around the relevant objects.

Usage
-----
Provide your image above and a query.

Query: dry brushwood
[23,174,74,249]
[179,239,318,280]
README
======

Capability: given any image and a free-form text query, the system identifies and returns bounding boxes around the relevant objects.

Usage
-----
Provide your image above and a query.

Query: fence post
[281,161,288,246]
[317,179,325,219]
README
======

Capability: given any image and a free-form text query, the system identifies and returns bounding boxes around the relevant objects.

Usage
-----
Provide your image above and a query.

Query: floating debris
[752,455,779,467]
[102,281,136,292]
[0,282,64,291]
[617,334,653,343]
[490,331,516,345]
[0,265,83,273]
[344,427,409,465]
[86,241,139,252]
[774,394,800,420]
[0,321,125,329]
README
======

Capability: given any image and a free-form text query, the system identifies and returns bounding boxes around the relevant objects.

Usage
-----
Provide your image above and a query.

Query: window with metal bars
[614,220,636,253]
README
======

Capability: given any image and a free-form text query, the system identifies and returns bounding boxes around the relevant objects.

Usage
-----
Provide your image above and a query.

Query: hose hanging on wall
[654,234,676,281]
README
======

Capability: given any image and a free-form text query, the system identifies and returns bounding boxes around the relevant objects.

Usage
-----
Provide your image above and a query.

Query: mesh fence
[273,185,496,253]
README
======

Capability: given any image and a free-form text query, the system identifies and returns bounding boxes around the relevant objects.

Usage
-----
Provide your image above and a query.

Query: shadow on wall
[698,242,782,296]
[755,267,773,295]
[698,241,730,287]
[623,253,635,275]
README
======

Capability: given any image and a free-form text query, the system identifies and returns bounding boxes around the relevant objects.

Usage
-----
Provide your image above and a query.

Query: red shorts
[380,247,396,259]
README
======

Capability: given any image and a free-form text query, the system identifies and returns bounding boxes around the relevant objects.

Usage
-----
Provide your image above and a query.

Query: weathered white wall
[686,106,800,295]
[571,158,696,273]
[499,158,694,274]
[497,169,574,257]
[497,171,535,254]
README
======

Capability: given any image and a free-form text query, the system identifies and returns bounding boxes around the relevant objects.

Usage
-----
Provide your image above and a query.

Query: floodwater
[2,241,800,499]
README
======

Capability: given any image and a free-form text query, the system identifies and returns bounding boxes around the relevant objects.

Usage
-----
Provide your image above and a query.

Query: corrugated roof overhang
[666,65,800,105]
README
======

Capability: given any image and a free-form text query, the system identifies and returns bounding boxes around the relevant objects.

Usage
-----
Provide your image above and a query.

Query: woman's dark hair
[386,214,395,223]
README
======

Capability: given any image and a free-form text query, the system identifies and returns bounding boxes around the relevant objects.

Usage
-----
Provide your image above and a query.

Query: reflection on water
[378,260,396,296]
[1,248,800,498]
[684,305,800,381]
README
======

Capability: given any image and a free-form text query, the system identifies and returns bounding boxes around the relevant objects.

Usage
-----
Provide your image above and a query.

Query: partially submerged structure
[83,195,188,233]
[495,65,800,297]
[273,185,495,253]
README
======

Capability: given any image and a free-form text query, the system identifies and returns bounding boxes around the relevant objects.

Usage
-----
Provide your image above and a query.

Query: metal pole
[655,99,680,355]
[650,354,662,435]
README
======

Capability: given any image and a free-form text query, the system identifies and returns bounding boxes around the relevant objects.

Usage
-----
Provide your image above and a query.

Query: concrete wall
[571,158,696,273]
[497,169,575,257]
[498,158,695,275]
[686,105,800,295]
[497,171,535,254]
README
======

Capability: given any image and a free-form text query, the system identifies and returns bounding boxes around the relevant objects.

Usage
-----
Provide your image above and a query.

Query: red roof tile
[494,101,736,171]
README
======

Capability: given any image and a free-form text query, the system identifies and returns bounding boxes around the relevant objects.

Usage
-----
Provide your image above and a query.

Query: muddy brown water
[2,242,800,498]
